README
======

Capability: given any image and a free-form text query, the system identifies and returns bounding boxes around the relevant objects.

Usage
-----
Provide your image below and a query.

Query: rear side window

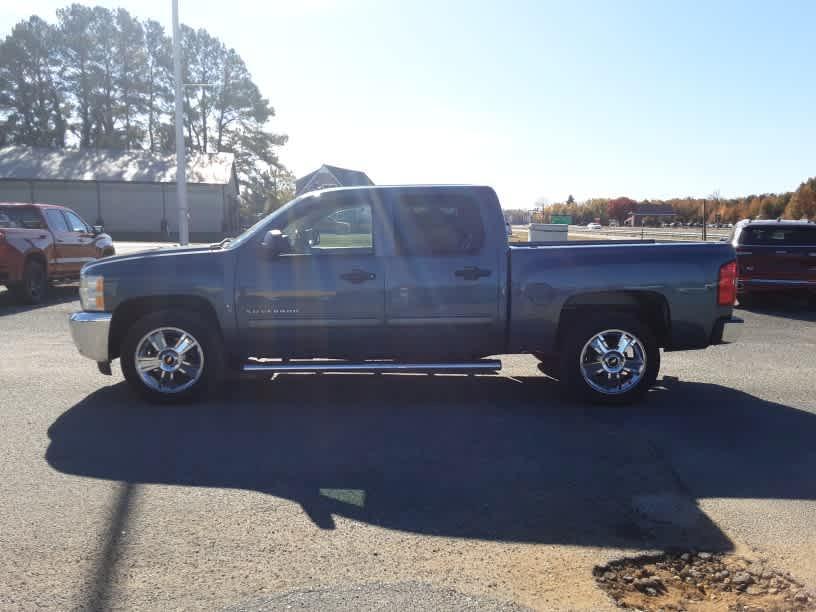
[44,209,69,232]
[0,206,44,229]
[393,193,485,255]
[739,225,816,245]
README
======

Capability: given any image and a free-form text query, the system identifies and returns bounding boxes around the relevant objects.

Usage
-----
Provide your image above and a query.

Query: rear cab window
[0,206,45,229]
[393,192,486,256]
[738,225,816,245]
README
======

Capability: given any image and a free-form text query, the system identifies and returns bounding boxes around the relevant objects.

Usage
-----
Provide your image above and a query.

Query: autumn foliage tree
[536,178,816,226]
[607,197,636,224]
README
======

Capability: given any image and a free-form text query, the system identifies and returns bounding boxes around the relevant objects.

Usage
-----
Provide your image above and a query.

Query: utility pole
[172,0,189,245]
[702,199,707,241]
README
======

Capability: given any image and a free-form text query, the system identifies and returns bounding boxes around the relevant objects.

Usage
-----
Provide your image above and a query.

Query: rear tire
[120,310,225,403]
[10,259,47,304]
[559,314,659,405]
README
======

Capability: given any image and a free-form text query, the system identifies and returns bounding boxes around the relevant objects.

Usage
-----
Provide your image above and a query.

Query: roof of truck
[0,202,66,209]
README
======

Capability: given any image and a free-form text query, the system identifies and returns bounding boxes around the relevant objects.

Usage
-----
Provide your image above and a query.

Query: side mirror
[261,229,291,255]
[92,225,104,236]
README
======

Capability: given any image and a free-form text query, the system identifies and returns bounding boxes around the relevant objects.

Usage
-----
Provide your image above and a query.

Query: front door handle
[340,269,376,284]
[454,266,492,281]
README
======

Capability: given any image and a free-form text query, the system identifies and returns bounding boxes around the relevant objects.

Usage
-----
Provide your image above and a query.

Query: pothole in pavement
[595,552,815,611]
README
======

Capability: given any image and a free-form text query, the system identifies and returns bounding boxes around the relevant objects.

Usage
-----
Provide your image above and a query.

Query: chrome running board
[242,359,502,374]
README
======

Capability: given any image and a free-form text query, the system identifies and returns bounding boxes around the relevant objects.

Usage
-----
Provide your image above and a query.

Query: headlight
[79,273,105,311]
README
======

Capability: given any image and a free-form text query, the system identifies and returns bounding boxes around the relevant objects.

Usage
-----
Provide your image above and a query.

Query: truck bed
[507,240,736,353]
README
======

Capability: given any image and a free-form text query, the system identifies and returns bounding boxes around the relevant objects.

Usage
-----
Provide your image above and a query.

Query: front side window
[64,210,89,233]
[393,193,485,256]
[281,197,373,254]
[45,209,70,232]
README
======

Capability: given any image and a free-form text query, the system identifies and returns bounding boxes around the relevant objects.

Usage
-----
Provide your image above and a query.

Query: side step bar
[242,359,502,374]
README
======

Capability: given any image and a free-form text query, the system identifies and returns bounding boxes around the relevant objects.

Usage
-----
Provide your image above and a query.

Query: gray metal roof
[0,146,235,185]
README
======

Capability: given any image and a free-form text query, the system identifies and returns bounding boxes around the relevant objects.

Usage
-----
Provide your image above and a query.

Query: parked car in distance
[586,222,602,230]
[731,219,816,305]
[68,185,740,405]
[0,203,114,304]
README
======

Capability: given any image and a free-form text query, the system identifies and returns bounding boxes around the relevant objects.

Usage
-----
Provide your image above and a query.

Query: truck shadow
[0,284,78,315]
[45,375,816,553]
[736,295,816,322]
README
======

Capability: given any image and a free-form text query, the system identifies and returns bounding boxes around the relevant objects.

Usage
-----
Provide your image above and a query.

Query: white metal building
[0,146,239,241]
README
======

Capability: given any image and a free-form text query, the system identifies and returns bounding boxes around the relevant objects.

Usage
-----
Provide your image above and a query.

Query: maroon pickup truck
[0,203,114,304]
[732,218,816,305]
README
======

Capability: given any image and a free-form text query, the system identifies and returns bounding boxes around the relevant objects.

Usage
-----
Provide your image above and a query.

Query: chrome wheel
[134,327,204,394]
[579,329,647,395]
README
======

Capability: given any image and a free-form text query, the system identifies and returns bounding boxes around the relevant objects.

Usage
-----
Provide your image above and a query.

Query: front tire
[559,315,659,404]
[10,259,48,304]
[120,310,225,403]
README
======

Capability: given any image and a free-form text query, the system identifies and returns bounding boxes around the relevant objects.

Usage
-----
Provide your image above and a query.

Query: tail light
[718,260,737,306]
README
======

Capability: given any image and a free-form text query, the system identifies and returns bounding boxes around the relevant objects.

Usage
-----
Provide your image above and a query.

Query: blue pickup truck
[69,185,741,404]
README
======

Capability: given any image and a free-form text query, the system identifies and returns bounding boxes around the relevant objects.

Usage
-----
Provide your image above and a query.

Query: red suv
[731,219,816,305]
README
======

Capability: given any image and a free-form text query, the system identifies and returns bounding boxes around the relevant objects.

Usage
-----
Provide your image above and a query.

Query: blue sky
[3,0,815,208]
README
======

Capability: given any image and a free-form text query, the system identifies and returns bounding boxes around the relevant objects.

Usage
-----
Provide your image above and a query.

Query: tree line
[0,5,294,217]
[535,177,816,226]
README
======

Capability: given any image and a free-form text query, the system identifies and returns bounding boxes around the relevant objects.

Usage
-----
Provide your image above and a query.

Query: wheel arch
[109,295,221,360]
[556,290,670,349]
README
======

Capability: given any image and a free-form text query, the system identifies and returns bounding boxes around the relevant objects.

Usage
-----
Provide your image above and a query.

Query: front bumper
[69,311,112,362]
[710,316,743,345]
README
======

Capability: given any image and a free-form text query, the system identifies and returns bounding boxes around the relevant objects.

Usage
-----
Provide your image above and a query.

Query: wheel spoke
[174,334,198,356]
[624,358,644,373]
[617,333,634,354]
[590,336,610,356]
[177,363,199,378]
[148,332,167,352]
[584,362,606,377]
[137,357,162,372]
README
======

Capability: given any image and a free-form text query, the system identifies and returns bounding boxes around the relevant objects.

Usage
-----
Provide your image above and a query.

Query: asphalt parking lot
[1,287,815,610]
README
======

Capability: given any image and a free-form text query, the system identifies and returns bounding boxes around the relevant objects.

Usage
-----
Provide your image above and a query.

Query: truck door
[235,191,386,359]
[42,208,73,276]
[384,188,503,359]
[61,209,98,274]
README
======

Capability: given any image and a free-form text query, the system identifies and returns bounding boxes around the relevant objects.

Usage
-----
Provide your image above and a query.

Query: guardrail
[568,225,730,243]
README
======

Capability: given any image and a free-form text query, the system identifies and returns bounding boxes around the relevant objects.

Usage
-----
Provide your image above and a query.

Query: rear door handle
[454,266,492,281]
[340,269,376,284]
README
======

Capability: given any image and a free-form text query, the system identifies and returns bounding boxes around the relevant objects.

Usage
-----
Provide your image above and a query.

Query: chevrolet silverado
[68,185,741,404]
